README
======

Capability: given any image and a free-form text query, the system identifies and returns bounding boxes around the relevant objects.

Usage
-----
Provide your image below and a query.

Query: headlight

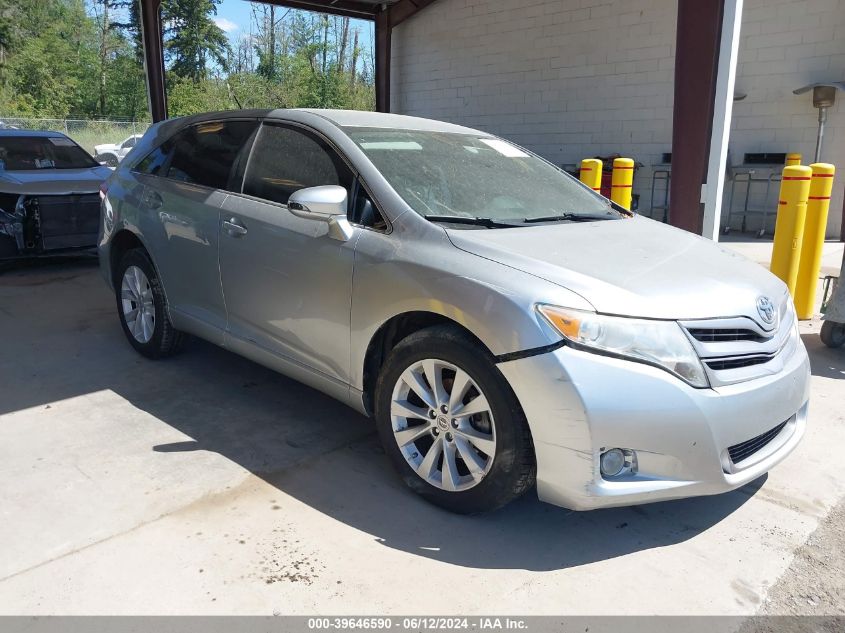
[537,305,709,388]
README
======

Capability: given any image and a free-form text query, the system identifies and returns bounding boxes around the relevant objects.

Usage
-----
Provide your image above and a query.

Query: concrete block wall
[731,0,845,238]
[391,0,845,238]
[391,0,678,217]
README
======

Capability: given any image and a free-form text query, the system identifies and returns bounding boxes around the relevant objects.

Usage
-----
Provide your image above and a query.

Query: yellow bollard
[770,165,812,296]
[794,163,835,319]
[785,153,802,167]
[579,158,603,193]
[611,158,634,210]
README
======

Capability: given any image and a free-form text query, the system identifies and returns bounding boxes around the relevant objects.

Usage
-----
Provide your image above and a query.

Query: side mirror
[288,185,353,241]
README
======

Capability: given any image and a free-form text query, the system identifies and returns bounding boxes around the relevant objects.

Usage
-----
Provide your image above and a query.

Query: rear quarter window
[134,120,257,190]
[166,120,257,189]
[134,141,172,176]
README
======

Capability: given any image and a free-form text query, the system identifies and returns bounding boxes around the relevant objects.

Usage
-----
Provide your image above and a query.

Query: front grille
[37,193,100,250]
[728,420,788,465]
[705,354,775,370]
[687,328,768,343]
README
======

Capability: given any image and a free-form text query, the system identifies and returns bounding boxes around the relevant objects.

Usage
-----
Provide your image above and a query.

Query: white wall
[731,0,845,238]
[391,0,678,217]
[391,0,845,237]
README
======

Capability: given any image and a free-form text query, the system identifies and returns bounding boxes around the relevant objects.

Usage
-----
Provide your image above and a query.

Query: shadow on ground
[802,332,845,380]
[2,260,768,572]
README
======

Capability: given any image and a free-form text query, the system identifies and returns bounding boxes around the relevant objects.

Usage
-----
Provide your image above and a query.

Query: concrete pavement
[0,260,843,615]
[721,236,844,278]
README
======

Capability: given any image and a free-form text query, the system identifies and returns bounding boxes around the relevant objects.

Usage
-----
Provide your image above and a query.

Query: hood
[446,215,788,321]
[0,166,113,195]
[94,143,119,153]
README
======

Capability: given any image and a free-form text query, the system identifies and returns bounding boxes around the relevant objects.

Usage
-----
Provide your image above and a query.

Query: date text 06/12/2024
[307,618,528,630]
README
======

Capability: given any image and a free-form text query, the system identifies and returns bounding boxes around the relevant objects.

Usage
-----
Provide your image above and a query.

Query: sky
[212,0,374,50]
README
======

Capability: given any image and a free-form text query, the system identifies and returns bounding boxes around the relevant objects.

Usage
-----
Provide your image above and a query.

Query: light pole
[793,82,845,163]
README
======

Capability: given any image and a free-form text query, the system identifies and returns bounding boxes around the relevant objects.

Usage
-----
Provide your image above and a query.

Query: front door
[218,122,357,384]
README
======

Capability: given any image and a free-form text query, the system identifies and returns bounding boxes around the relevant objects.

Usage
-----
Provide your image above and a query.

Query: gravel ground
[756,496,845,616]
[738,496,845,633]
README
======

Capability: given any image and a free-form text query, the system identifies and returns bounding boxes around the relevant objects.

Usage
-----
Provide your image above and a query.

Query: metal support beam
[260,0,378,20]
[263,1,443,115]
[389,0,439,27]
[669,0,725,235]
[138,0,440,120]
[701,0,743,242]
[373,0,439,113]
[139,0,167,122]
[375,9,392,113]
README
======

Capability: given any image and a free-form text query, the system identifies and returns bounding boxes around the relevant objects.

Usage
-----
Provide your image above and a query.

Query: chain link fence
[0,117,151,157]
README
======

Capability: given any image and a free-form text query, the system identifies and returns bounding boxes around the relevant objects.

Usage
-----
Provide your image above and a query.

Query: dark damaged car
[0,130,112,259]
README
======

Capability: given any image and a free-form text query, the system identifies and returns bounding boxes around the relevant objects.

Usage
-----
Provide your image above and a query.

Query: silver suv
[98,109,810,513]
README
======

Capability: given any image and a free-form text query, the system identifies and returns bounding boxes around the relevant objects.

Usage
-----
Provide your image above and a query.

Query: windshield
[0,136,98,171]
[346,128,619,225]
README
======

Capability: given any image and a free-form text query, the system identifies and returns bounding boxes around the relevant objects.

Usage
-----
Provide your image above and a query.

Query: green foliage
[1,0,99,118]
[168,75,228,116]
[162,0,229,82]
[0,0,374,121]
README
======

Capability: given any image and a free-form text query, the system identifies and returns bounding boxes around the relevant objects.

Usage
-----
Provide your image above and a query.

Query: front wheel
[115,248,184,358]
[820,320,845,348]
[374,325,535,514]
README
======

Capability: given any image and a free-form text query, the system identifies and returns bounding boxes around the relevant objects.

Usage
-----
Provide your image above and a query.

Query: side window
[243,124,353,207]
[134,140,173,176]
[351,182,388,231]
[165,120,258,189]
[122,137,136,149]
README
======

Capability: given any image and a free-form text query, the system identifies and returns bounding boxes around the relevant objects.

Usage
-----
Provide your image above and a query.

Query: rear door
[218,121,357,382]
[133,119,258,342]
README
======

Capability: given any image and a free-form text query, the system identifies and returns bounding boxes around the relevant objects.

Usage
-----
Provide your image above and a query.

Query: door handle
[146,190,163,209]
[222,217,248,237]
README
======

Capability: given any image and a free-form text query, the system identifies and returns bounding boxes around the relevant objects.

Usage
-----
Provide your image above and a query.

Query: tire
[98,154,118,167]
[374,324,535,514]
[114,248,184,358]
[820,320,845,349]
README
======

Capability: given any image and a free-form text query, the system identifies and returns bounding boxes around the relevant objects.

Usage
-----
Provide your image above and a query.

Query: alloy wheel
[390,359,496,491]
[121,265,155,344]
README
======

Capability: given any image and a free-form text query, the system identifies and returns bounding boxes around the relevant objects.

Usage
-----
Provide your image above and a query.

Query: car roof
[156,108,490,141]
[0,129,69,138]
[280,109,488,136]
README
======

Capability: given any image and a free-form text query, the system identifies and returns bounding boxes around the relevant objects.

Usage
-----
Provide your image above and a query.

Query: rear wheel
[374,325,535,514]
[820,320,845,349]
[115,248,184,358]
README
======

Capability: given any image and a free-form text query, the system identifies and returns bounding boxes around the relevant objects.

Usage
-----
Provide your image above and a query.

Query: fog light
[600,449,626,477]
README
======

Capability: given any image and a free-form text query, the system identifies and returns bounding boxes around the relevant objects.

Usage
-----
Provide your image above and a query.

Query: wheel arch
[361,311,495,417]
[96,152,119,165]
[108,229,147,290]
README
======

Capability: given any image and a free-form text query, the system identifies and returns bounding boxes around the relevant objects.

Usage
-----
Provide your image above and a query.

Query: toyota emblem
[756,296,776,325]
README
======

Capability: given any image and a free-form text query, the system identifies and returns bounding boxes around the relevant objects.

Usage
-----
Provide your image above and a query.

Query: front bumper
[498,339,810,510]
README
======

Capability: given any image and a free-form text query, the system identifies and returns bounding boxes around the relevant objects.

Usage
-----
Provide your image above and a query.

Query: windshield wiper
[424,215,523,228]
[522,212,617,224]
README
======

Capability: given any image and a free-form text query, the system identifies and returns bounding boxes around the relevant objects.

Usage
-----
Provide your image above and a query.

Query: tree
[112,0,143,64]
[0,1,374,119]
[162,0,230,82]
[0,0,99,117]
[91,0,126,117]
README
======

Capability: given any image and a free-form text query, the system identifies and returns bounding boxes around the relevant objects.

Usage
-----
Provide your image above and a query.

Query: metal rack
[723,166,781,238]
[648,165,671,223]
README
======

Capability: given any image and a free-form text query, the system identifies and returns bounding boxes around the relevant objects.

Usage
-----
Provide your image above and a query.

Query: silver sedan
[98,109,809,513]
